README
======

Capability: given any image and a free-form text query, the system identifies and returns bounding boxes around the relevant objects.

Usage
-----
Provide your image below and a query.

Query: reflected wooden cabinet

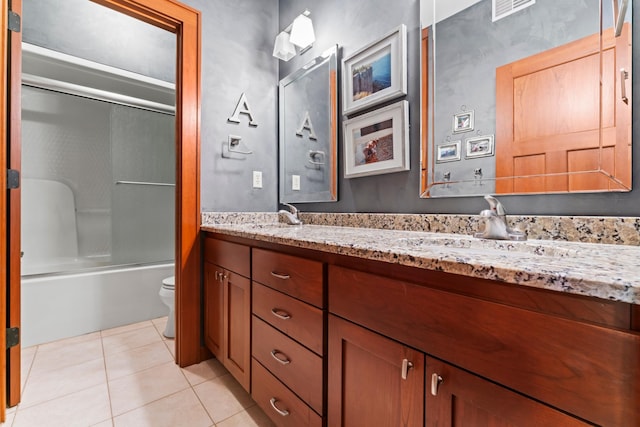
[328,315,424,427]
[203,238,251,391]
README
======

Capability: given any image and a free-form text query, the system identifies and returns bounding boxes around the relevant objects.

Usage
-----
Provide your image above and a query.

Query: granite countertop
[201,220,640,305]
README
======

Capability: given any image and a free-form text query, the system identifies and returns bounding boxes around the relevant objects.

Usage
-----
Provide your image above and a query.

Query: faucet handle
[483,195,505,216]
[281,203,299,216]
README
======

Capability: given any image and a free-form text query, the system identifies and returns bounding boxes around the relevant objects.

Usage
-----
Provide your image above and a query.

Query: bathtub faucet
[474,195,526,241]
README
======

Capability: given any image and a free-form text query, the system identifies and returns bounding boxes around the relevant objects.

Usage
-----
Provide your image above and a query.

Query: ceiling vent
[492,0,535,22]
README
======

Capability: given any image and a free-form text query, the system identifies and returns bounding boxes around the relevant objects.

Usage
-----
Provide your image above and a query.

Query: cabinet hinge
[6,327,19,349]
[7,169,20,189]
[8,10,21,33]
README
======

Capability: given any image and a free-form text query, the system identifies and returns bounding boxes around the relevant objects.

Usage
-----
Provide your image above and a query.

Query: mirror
[279,46,338,203]
[420,0,632,197]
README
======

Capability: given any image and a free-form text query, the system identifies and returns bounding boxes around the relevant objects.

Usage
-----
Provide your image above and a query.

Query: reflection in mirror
[279,46,338,203]
[420,0,632,197]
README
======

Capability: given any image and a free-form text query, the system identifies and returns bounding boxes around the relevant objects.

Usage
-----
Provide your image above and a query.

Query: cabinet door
[223,270,251,391]
[328,315,424,427]
[203,263,224,360]
[426,356,590,427]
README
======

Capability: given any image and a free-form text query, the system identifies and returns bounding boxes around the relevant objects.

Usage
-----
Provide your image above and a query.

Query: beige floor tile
[193,374,254,424]
[164,339,176,359]
[90,420,114,427]
[181,358,227,386]
[151,317,170,340]
[13,383,111,427]
[108,361,190,416]
[20,358,107,408]
[101,320,154,338]
[105,341,173,380]
[217,405,276,427]
[113,388,213,427]
[102,326,162,356]
[37,331,101,351]
[20,345,37,392]
[29,335,103,376]
[1,408,16,426]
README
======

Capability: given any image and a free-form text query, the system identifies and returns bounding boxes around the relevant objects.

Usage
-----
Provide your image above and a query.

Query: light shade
[289,14,315,49]
[272,31,296,61]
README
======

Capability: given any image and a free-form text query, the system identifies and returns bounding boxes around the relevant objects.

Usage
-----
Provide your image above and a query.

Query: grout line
[100,331,115,425]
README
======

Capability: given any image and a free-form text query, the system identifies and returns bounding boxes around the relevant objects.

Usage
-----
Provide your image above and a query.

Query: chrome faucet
[278,203,303,225]
[474,195,526,241]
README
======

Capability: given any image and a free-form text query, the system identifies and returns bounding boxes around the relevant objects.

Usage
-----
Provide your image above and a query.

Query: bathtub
[21,261,174,347]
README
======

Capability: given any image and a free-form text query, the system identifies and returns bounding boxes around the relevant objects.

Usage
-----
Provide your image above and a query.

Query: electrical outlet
[252,171,263,188]
[292,175,301,191]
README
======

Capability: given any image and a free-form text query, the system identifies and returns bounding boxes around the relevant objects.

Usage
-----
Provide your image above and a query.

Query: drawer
[329,265,640,427]
[253,282,323,355]
[252,248,323,307]
[252,316,323,414]
[252,358,323,427]
[203,237,250,277]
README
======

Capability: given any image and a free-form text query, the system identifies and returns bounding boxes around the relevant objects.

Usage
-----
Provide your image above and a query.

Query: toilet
[159,276,175,338]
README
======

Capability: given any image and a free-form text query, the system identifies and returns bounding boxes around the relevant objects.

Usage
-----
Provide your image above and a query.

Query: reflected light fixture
[272,10,315,61]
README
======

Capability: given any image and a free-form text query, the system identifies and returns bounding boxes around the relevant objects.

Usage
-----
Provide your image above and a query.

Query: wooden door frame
[0,2,203,415]
[91,0,203,367]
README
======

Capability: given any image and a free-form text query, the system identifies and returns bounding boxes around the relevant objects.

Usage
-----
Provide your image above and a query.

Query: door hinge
[8,10,21,33]
[6,327,19,349]
[7,169,20,189]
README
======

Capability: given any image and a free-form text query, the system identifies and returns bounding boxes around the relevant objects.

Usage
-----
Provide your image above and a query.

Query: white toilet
[159,276,175,338]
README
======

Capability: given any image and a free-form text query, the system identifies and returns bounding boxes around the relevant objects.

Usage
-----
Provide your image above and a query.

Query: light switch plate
[252,171,263,188]
[292,175,301,191]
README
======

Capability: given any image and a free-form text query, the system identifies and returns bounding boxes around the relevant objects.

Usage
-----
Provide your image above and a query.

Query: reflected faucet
[279,203,303,225]
[474,195,526,241]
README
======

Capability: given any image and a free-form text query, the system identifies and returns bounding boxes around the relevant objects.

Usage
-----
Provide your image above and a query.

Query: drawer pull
[271,308,292,320]
[431,373,444,396]
[270,349,291,365]
[401,359,414,380]
[269,398,290,417]
[270,271,291,280]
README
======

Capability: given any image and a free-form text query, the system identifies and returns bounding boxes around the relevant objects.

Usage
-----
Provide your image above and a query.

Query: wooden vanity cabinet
[203,237,251,391]
[328,264,640,427]
[251,248,325,427]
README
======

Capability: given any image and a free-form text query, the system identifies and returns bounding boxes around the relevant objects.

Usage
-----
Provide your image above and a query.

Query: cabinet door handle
[401,359,414,380]
[270,271,291,280]
[269,398,290,417]
[271,308,291,320]
[270,349,291,365]
[431,373,444,396]
[214,271,220,281]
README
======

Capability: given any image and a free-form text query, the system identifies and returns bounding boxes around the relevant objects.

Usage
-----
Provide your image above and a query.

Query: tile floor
[2,317,275,427]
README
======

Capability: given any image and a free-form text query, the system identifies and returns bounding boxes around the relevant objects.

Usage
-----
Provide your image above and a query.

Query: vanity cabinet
[328,264,639,427]
[203,238,251,391]
[251,248,325,427]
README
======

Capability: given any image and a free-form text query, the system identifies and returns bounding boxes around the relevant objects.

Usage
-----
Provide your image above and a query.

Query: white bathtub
[21,261,174,347]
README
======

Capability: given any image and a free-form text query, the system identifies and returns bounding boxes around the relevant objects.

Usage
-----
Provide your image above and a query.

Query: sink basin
[394,235,580,258]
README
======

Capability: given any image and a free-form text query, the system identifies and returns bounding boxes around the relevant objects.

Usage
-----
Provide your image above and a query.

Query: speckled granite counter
[201,213,640,305]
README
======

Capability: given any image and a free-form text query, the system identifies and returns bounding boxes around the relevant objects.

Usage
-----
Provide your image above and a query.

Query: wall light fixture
[273,10,315,61]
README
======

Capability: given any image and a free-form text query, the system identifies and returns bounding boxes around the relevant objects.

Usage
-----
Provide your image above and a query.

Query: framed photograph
[452,110,474,133]
[436,141,461,163]
[465,135,495,159]
[342,24,407,115]
[343,100,409,178]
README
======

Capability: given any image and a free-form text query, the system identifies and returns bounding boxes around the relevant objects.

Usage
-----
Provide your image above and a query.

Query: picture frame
[465,135,495,159]
[342,24,407,116]
[452,110,474,133]
[436,141,461,163]
[343,100,409,178]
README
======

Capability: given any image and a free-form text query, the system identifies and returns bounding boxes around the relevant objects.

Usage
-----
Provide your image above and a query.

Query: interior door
[5,0,23,413]
[496,24,631,193]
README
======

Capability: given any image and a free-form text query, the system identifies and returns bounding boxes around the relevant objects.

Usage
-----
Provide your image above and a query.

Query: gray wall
[282,0,640,216]
[23,0,279,213]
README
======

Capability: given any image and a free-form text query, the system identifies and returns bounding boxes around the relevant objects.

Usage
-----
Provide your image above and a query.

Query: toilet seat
[162,276,175,290]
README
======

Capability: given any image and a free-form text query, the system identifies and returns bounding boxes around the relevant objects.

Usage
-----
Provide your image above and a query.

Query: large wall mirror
[420,0,632,198]
[279,46,338,203]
